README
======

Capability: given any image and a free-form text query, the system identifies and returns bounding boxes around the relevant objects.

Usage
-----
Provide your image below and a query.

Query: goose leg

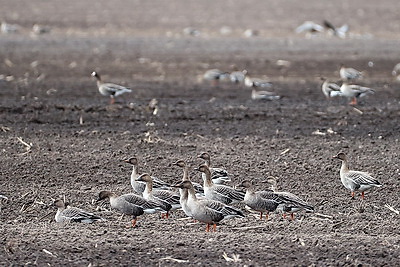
[351,191,355,199]
[110,97,115,105]
[361,192,365,200]
[213,223,217,232]
[259,212,263,220]
[131,218,137,227]
[290,213,294,220]
[206,223,210,232]
[265,212,269,220]
[349,97,357,105]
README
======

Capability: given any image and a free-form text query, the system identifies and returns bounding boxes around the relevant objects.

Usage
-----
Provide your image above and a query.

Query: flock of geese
[90,62,394,106]
[46,152,382,232]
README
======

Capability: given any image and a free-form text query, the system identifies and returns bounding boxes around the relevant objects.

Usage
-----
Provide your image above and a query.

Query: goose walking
[340,82,375,105]
[91,72,132,104]
[196,165,244,205]
[53,199,104,223]
[122,157,170,195]
[97,191,165,227]
[230,69,247,84]
[173,181,244,232]
[238,180,281,220]
[197,152,231,184]
[333,152,382,199]
[136,173,181,218]
[267,178,314,220]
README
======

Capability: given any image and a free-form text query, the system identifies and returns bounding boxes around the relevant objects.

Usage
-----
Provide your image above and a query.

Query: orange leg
[290,213,294,220]
[361,192,365,200]
[265,212,269,220]
[131,218,137,227]
[282,213,287,219]
[259,212,263,220]
[161,212,169,219]
[206,223,210,232]
[351,191,355,199]
[349,97,357,105]
[212,223,217,232]
[110,97,115,104]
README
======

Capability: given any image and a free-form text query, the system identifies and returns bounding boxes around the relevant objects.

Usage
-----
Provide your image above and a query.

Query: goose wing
[275,192,314,211]
[153,190,181,206]
[214,185,245,203]
[202,199,244,218]
[100,82,131,95]
[346,171,381,186]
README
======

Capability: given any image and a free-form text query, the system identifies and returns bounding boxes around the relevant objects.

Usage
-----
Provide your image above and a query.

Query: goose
[172,180,244,232]
[340,82,375,105]
[173,159,204,195]
[321,78,342,99]
[266,178,314,220]
[230,69,247,84]
[392,63,400,77]
[91,71,132,104]
[197,152,231,184]
[295,21,324,36]
[251,89,281,101]
[203,69,229,86]
[97,191,165,227]
[32,24,51,35]
[1,22,19,34]
[136,173,181,218]
[196,164,244,205]
[122,157,170,195]
[333,152,382,199]
[339,65,363,81]
[244,72,272,89]
[238,180,281,220]
[323,20,349,39]
[53,199,104,223]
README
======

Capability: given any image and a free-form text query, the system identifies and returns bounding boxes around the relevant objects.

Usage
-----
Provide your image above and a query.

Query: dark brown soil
[1,0,400,266]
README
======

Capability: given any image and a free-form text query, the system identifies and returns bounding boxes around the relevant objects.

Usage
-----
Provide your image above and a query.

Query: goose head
[172,180,193,190]
[173,159,186,168]
[333,152,347,161]
[97,191,114,202]
[136,173,153,183]
[122,157,138,166]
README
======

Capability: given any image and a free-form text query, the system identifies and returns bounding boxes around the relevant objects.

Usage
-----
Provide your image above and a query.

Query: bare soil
[0,0,399,266]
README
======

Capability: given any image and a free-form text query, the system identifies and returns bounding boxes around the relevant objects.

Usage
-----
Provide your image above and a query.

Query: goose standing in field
[122,157,170,195]
[340,82,375,105]
[91,71,132,104]
[266,177,314,220]
[323,20,349,39]
[97,191,165,227]
[321,78,342,99]
[339,65,363,82]
[203,69,229,87]
[53,199,105,223]
[196,164,244,205]
[238,180,281,220]
[333,152,382,199]
[173,159,204,195]
[197,152,231,184]
[173,180,244,232]
[136,173,181,218]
